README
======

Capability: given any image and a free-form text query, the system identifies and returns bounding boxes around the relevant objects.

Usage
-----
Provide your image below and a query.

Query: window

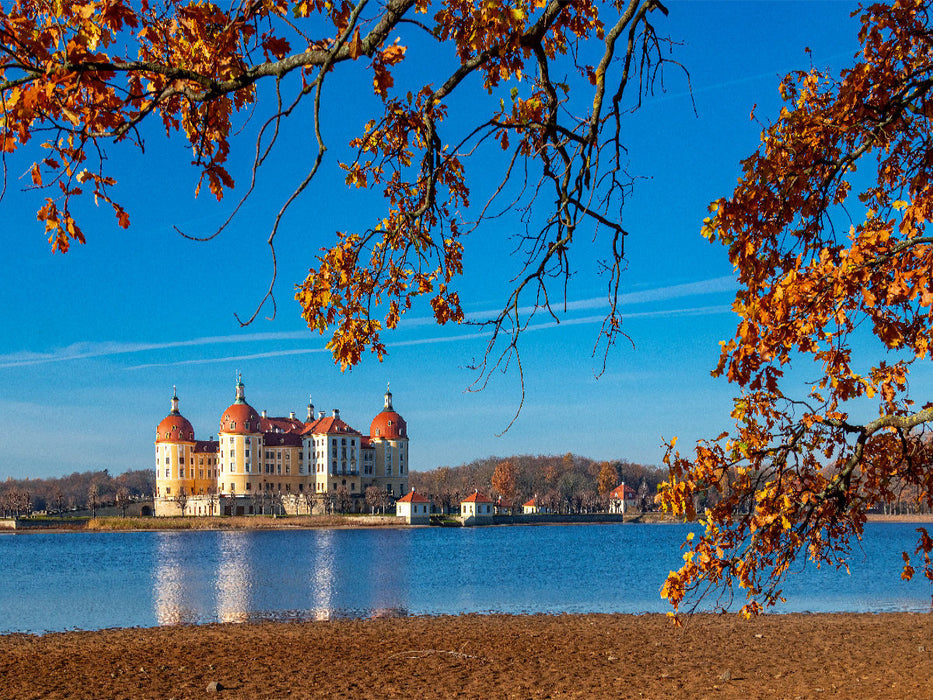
[164,468,170,478]
[246,482,251,491]
[231,422,236,430]
[179,468,185,478]
[166,487,171,495]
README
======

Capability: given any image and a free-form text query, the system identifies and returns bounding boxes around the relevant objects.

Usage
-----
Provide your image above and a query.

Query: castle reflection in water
[153,530,411,625]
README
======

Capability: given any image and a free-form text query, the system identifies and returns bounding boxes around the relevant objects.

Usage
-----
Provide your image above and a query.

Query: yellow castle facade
[154,376,410,516]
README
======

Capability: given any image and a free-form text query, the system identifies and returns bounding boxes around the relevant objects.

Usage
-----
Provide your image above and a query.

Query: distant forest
[0,453,664,517]
[410,453,665,514]
[0,469,155,516]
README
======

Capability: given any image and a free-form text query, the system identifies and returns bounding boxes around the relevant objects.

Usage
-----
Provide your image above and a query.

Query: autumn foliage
[659,0,933,617]
[0,0,671,378]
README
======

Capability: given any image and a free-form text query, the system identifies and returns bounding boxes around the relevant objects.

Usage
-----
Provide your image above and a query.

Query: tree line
[0,470,155,518]
[410,453,665,515]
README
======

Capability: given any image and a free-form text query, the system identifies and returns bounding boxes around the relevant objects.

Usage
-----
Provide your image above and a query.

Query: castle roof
[156,388,194,443]
[302,414,360,437]
[370,387,408,440]
[156,414,195,443]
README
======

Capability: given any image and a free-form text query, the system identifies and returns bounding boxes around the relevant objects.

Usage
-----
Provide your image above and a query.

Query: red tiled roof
[301,415,360,436]
[156,414,195,443]
[461,491,492,503]
[219,402,261,435]
[397,490,430,503]
[370,409,408,440]
[609,484,636,499]
[523,498,537,508]
[260,416,306,434]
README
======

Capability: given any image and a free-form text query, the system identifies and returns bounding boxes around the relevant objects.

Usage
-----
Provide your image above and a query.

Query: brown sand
[1,613,931,699]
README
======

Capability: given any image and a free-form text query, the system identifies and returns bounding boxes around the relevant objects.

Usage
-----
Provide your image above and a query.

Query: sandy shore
[1,613,931,699]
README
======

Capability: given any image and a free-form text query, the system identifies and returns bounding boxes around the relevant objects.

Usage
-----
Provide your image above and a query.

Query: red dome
[370,410,407,440]
[156,414,195,443]
[220,402,261,434]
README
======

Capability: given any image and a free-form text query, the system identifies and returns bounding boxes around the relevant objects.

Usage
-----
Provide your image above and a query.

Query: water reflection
[150,529,413,626]
[154,533,205,625]
[49,522,933,636]
[310,529,336,620]
[216,532,252,623]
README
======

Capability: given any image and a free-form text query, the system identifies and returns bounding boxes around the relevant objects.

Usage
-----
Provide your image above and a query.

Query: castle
[154,375,409,516]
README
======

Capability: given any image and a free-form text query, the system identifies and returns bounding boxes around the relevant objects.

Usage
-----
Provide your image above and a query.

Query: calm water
[0,523,930,633]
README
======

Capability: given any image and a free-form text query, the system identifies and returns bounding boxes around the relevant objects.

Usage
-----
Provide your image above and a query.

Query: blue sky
[0,2,863,479]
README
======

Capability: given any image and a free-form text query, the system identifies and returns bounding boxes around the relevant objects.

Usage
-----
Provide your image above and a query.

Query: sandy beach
[1,613,931,699]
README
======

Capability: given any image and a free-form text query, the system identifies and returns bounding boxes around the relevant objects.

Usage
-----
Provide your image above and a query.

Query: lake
[1,522,930,634]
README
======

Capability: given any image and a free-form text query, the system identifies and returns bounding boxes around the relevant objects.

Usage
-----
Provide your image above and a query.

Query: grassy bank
[84,514,402,531]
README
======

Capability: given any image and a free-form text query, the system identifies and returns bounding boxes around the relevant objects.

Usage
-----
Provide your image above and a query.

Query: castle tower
[217,373,263,504]
[368,384,409,498]
[154,387,196,511]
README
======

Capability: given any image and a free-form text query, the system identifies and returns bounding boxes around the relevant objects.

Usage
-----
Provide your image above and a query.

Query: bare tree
[115,486,131,517]
[302,490,315,516]
[336,485,352,514]
[365,485,382,514]
[52,486,66,515]
[86,483,100,517]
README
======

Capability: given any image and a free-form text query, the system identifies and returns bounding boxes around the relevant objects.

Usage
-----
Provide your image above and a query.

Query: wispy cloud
[399,274,737,326]
[129,345,331,369]
[1,275,735,370]
[128,304,732,368]
[0,332,309,369]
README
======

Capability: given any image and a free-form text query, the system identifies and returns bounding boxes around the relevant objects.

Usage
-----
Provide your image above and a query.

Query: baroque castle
[154,375,409,516]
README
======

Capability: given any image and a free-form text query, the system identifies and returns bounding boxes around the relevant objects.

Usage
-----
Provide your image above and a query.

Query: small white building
[609,483,638,514]
[460,490,494,525]
[396,489,431,525]
[522,497,542,515]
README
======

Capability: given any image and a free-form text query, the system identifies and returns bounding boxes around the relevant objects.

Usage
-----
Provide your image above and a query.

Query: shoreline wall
[492,513,628,525]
